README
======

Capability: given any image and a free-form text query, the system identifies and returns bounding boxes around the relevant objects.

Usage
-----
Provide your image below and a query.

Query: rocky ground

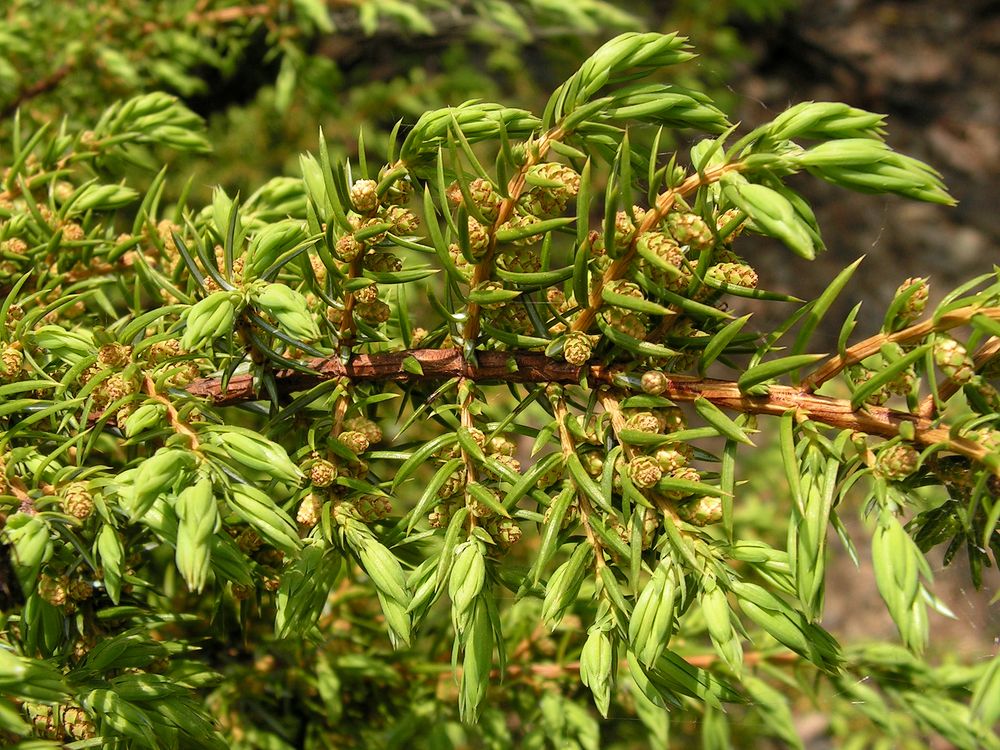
[735,0,999,333]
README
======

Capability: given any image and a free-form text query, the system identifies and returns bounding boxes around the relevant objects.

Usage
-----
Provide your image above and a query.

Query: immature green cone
[933,337,974,384]
[666,211,714,253]
[122,403,166,438]
[874,443,919,481]
[131,448,194,517]
[563,331,594,366]
[181,290,241,350]
[677,495,723,526]
[244,220,307,281]
[893,277,929,324]
[579,626,614,718]
[254,282,321,341]
[217,431,303,484]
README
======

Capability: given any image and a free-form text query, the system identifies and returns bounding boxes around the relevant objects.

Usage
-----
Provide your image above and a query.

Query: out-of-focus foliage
[0,13,998,750]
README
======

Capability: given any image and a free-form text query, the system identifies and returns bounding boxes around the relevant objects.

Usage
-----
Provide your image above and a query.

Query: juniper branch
[174,347,996,472]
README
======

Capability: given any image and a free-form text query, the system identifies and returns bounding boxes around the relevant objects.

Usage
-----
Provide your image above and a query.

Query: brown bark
[178,347,995,471]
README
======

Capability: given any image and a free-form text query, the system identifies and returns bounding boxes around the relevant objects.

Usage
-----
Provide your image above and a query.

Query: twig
[171,348,997,472]
[918,336,1000,418]
[570,163,743,335]
[143,374,200,450]
[462,128,564,346]
[0,63,74,119]
[804,306,1000,391]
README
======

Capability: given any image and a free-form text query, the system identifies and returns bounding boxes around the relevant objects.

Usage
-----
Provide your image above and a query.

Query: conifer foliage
[0,30,998,749]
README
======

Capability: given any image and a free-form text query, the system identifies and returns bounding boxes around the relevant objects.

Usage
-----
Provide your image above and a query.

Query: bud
[355,284,379,305]
[147,338,182,364]
[99,373,136,406]
[340,430,370,454]
[666,211,714,253]
[613,210,636,250]
[97,342,132,368]
[363,251,402,274]
[356,300,391,324]
[662,466,701,500]
[641,370,669,395]
[345,416,382,444]
[546,288,566,310]
[496,243,542,273]
[428,503,451,528]
[0,345,23,382]
[606,279,644,302]
[706,262,758,289]
[296,494,323,527]
[62,705,96,740]
[61,482,94,520]
[893,277,929,325]
[624,411,661,434]
[2,237,28,255]
[933,337,974,384]
[606,309,647,340]
[68,579,92,601]
[309,459,338,487]
[39,573,68,607]
[654,445,690,473]
[467,217,491,256]
[379,165,412,205]
[563,331,594,366]
[336,234,365,261]
[385,206,419,234]
[350,179,379,213]
[628,455,663,488]
[659,407,686,433]
[677,495,723,526]
[497,519,522,547]
[874,443,919,481]
[486,453,521,479]
[488,435,517,457]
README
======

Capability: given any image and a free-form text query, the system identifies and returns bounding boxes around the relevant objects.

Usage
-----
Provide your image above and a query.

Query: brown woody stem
[178,347,996,472]
[570,162,743,335]
[462,129,563,346]
[804,306,1000,391]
